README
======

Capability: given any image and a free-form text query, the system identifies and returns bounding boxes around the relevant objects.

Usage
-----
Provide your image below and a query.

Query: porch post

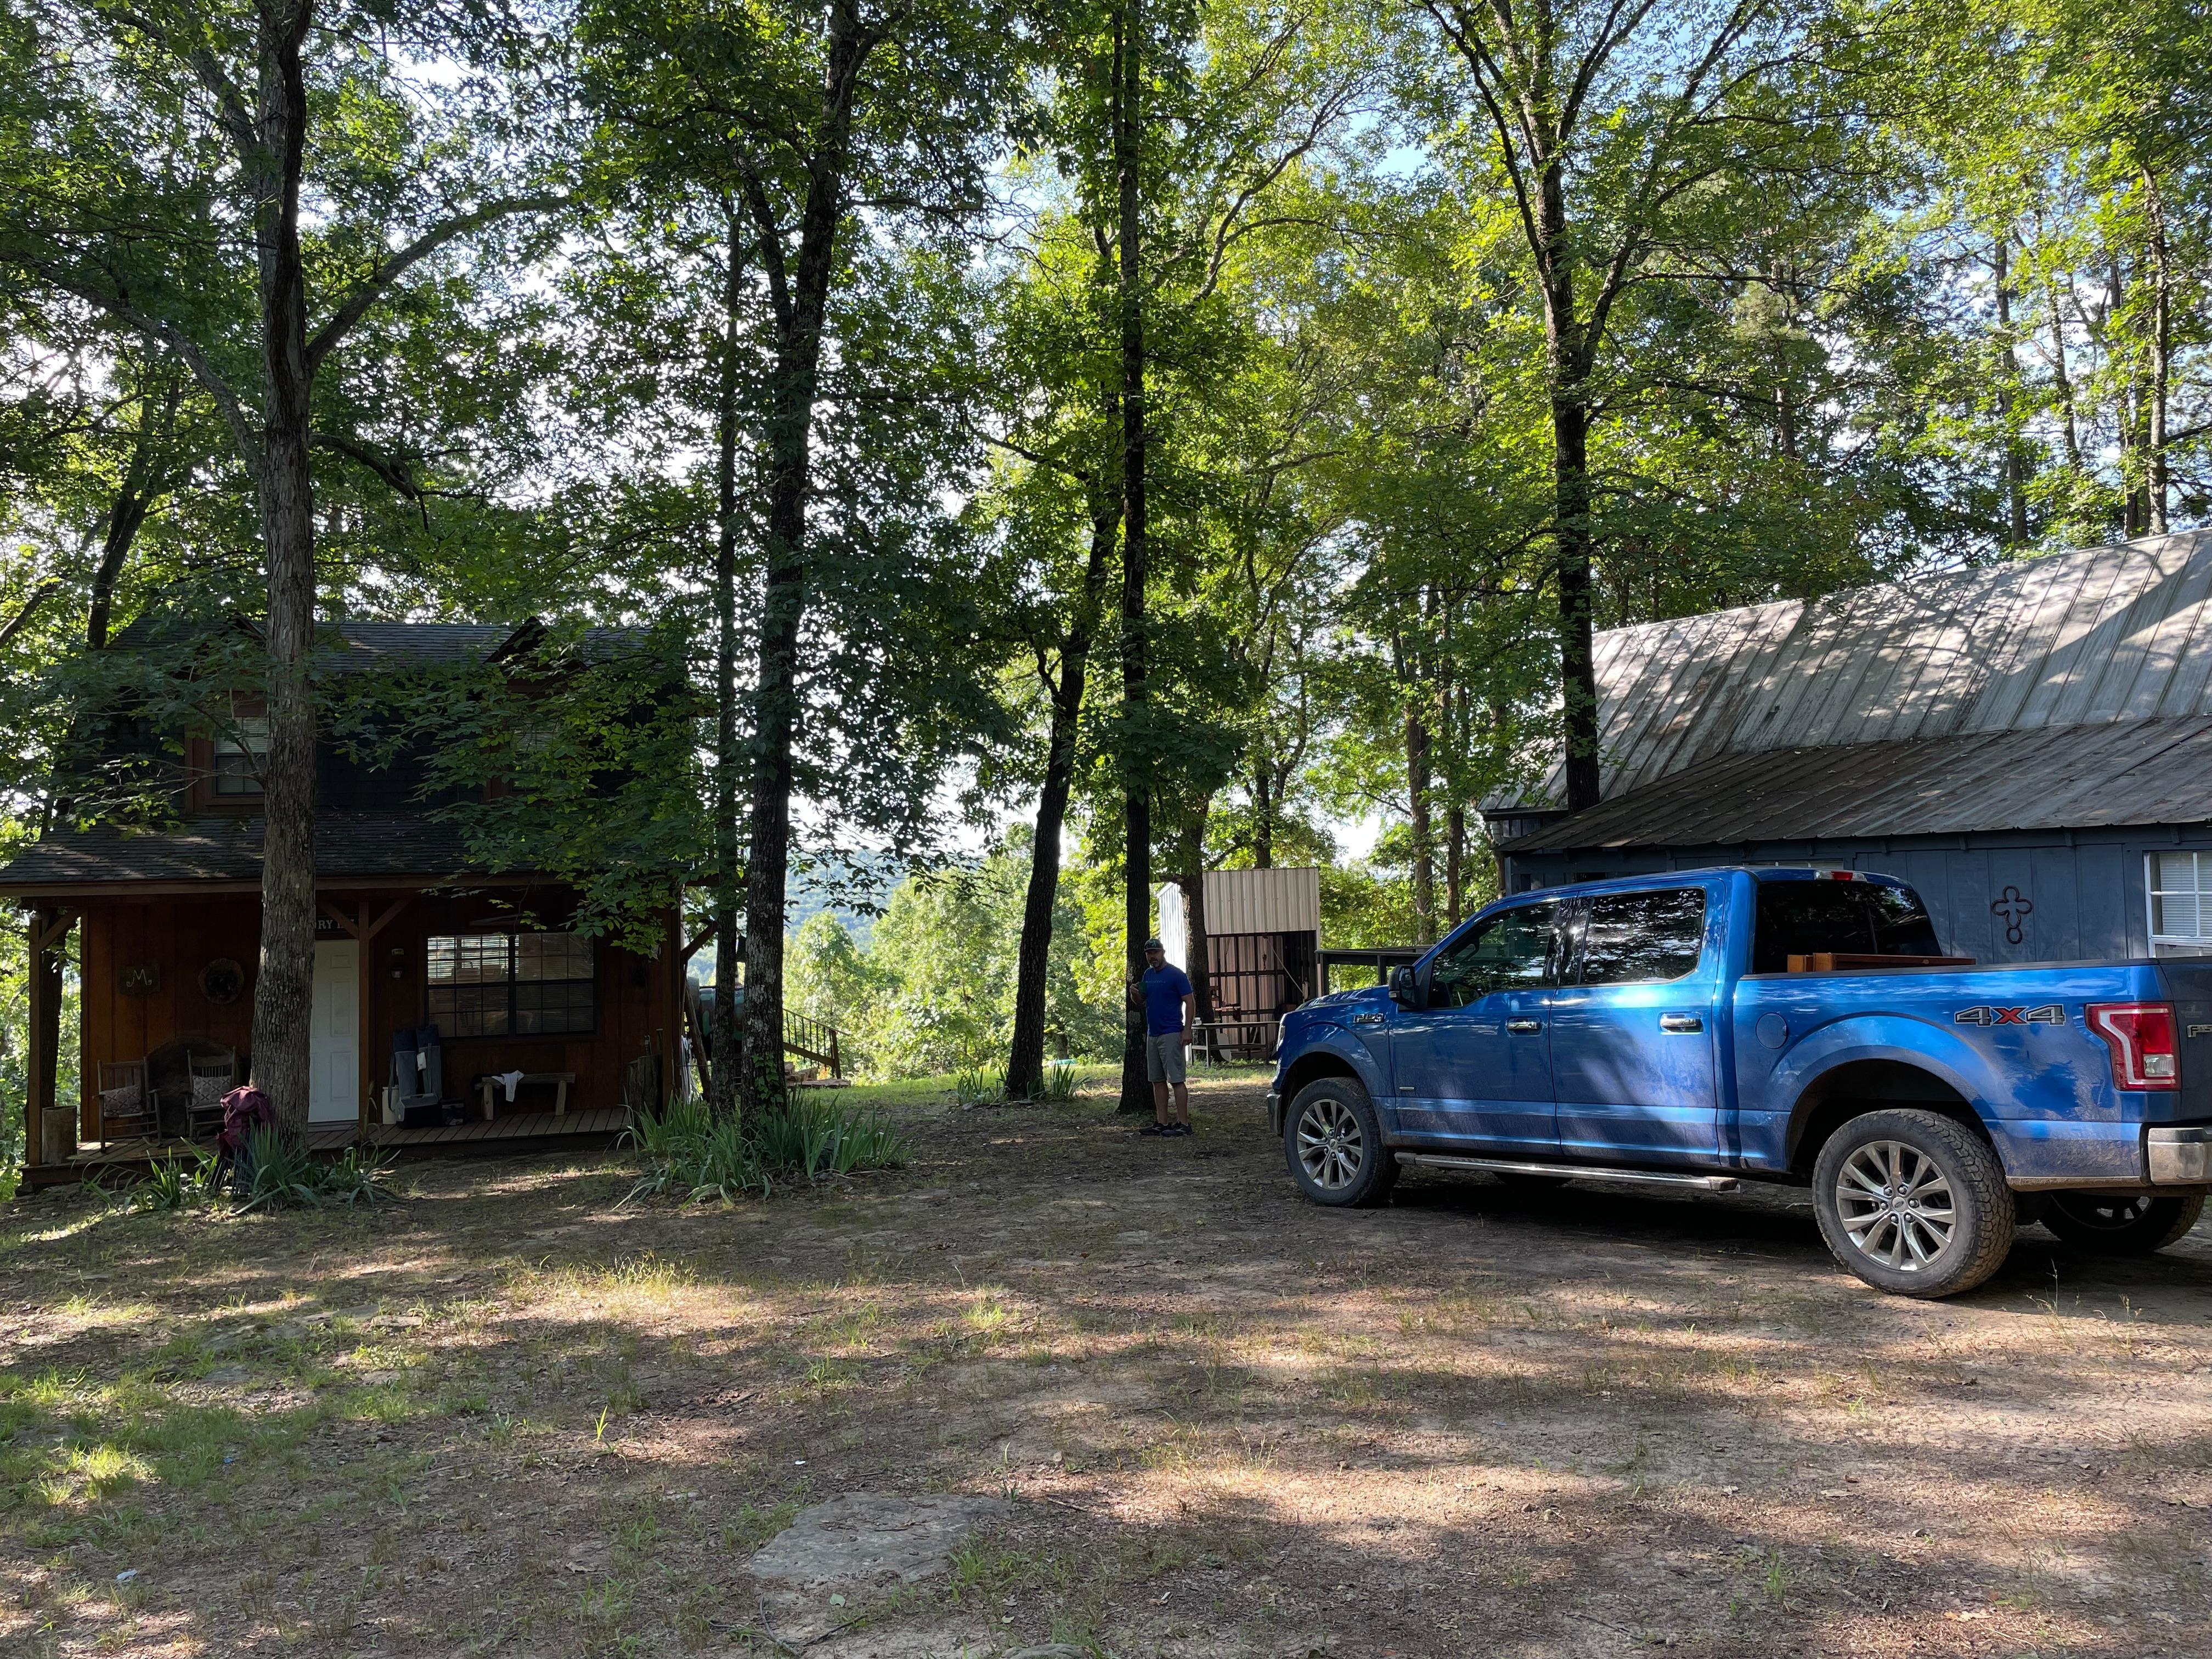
[356,895,410,1132]
[25,905,75,1168]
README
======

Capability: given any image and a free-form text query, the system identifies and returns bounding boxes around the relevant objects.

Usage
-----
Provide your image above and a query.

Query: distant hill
[689,850,909,983]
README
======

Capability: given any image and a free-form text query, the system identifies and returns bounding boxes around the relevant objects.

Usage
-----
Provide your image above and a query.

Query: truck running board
[1395,1153,1740,1192]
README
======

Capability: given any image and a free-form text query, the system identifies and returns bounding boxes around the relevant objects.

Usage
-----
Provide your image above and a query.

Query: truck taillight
[2086,1002,2180,1091]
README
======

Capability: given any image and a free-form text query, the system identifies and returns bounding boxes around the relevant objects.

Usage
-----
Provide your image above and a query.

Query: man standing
[1133,938,1197,1138]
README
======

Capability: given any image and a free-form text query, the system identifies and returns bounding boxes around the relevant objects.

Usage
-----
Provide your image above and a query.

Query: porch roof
[0,812,488,894]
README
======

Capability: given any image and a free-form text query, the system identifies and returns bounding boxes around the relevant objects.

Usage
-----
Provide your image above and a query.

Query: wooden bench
[476,1071,577,1120]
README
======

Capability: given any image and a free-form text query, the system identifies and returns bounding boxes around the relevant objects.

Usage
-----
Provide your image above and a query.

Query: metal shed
[1489,532,2212,963]
[1157,868,1321,1057]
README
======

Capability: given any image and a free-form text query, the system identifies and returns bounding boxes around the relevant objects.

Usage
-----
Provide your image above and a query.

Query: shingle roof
[1498,715,2212,852]
[101,617,645,672]
[0,814,485,890]
[1504,530,2212,812]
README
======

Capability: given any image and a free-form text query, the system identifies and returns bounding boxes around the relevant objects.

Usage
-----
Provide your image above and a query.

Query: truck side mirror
[1389,965,1421,1008]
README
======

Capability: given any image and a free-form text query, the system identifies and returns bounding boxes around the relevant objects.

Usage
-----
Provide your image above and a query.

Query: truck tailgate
[2155,957,2212,1120]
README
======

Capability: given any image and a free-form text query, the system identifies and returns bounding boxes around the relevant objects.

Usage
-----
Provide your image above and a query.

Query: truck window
[1752,881,1943,973]
[1429,900,1558,1007]
[1577,888,1707,985]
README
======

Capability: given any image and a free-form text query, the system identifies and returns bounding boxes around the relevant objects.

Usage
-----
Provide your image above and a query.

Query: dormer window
[212,718,269,796]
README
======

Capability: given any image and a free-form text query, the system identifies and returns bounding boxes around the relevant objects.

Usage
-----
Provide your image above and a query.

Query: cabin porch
[28,1104,637,1190]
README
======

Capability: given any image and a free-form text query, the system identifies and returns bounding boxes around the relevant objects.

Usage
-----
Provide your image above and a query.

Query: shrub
[755,1091,909,1177]
[624,1096,762,1205]
[132,1147,221,1212]
[951,1065,1005,1107]
[234,1127,395,1213]
[1040,1058,1080,1102]
[624,1091,908,1207]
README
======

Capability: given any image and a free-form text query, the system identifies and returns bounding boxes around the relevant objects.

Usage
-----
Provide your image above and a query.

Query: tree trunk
[1250,751,1273,868]
[2045,275,2081,471]
[1177,854,1213,1031]
[736,0,869,1122]
[245,0,321,1139]
[1006,492,1118,1099]
[1538,136,1600,813]
[1446,803,1465,927]
[1993,236,2028,548]
[1405,692,1435,945]
[2144,173,2171,536]
[2109,256,2147,537]
[87,375,183,649]
[1114,0,1153,1114]
[710,206,744,1116]
[1552,387,1599,812]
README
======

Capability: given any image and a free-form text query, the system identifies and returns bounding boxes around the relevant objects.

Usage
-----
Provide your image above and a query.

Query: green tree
[0,0,569,1131]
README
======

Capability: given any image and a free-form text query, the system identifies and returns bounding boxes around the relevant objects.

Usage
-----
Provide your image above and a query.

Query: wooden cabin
[2,619,684,1185]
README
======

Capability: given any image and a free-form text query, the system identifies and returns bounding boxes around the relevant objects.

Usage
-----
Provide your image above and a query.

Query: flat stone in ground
[743,1491,1009,1639]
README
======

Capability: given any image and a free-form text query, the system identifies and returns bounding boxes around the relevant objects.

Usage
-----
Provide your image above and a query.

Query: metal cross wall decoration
[1991,885,2034,945]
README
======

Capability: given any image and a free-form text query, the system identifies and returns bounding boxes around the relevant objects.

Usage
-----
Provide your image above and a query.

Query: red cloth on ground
[217,1086,275,1156]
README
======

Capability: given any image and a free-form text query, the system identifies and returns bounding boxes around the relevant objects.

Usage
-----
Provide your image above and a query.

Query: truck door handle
[1660,1014,1704,1033]
[1506,1018,1542,1034]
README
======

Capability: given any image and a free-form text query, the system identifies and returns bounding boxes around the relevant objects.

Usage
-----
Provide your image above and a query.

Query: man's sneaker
[1166,1123,1193,1137]
[1138,1121,1171,1137]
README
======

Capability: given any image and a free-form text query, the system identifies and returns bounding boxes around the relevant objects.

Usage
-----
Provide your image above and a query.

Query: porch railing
[782,1009,843,1079]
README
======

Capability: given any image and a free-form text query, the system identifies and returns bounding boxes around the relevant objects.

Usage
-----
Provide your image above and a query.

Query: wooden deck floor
[42,1105,632,1184]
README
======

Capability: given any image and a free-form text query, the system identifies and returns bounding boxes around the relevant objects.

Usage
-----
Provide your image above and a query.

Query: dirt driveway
[4,1073,2211,1658]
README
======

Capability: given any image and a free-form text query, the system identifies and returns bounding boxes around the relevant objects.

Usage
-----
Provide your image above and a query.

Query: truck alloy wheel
[1812,1109,2015,1298]
[2042,1191,2206,1255]
[1284,1078,1396,1209]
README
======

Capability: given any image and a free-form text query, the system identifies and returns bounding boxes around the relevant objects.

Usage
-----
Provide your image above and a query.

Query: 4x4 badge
[1955,1004,2064,1026]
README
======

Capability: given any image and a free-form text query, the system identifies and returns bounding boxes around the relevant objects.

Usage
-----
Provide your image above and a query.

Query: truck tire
[1812,1109,2016,1299]
[2042,1192,2205,1255]
[1284,1077,1397,1209]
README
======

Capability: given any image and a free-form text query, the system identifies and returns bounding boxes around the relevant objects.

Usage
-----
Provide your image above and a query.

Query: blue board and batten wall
[1486,533,2212,967]
[1499,828,2212,966]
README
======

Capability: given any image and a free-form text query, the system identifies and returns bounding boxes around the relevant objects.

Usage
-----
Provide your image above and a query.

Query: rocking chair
[185,1047,240,1141]
[94,1059,157,1146]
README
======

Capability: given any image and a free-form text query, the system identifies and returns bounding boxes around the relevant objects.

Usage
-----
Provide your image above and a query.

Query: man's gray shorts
[1144,1031,1188,1085]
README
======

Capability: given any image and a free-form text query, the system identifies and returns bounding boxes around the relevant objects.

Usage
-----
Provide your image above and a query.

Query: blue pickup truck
[1268,867,2212,1296]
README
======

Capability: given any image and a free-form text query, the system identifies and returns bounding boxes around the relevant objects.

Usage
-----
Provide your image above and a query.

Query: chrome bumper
[2148,1126,2212,1185]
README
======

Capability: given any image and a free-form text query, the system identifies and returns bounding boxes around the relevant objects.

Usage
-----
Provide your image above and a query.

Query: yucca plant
[232,1128,395,1212]
[623,1091,907,1206]
[132,1147,220,1211]
[235,1126,324,1212]
[1040,1059,1080,1102]
[951,1065,1005,1107]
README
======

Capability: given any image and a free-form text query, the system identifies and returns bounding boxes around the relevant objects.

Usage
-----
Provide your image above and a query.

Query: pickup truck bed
[1269,866,2212,1297]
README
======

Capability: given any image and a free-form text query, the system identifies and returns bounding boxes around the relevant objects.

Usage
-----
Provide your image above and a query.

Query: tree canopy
[5,0,2208,1122]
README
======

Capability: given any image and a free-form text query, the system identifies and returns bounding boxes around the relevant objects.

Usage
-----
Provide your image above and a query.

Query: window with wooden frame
[2147,853,2212,955]
[211,716,269,796]
[426,932,595,1036]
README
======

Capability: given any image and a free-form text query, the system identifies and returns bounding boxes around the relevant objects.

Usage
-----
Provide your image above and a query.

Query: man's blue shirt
[1141,964,1193,1036]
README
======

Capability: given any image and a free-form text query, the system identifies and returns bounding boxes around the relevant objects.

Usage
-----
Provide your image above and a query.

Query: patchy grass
[2,1071,2210,1657]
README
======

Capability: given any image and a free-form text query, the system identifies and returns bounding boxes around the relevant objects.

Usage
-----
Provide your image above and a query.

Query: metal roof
[1498,715,2212,851]
[1506,530,2212,811]
[1489,531,2212,848]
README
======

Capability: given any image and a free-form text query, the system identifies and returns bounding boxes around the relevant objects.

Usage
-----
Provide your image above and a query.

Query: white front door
[309,939,360,1124]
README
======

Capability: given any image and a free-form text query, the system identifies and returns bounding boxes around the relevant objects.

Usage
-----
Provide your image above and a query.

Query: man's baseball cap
[1143,938,1165,951]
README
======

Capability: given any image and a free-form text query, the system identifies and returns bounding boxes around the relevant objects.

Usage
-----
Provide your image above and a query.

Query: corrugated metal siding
[1200,867,1321,935]
[1505,532,2212,810]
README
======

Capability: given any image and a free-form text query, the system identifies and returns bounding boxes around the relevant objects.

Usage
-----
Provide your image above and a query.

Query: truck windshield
[1752,881,1943,973]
